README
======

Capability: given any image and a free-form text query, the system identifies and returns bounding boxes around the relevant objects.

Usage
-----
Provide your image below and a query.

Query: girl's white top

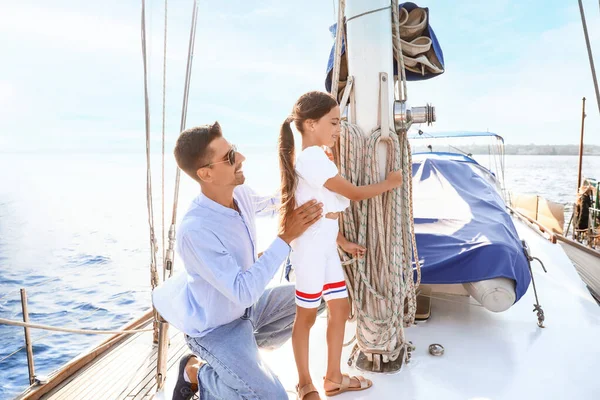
[294,146,350,214]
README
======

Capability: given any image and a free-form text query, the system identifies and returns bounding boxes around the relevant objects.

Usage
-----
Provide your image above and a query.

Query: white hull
[558,236,600,302]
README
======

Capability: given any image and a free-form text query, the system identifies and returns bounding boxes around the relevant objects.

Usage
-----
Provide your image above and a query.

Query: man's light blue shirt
[152,185,288,337]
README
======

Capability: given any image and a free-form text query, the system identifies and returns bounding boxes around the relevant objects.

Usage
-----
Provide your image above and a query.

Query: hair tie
[285,116,294,124]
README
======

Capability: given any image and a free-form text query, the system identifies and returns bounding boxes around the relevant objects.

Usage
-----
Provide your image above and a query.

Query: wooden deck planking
[124,332,187,399]
[41,322,188,400]
[129,335,188,399]
[105,336,163,400]
[88,332,158,400]
[46,325,147,400]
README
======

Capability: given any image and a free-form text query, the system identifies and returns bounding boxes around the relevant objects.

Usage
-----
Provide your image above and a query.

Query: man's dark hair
[174,121,223,182]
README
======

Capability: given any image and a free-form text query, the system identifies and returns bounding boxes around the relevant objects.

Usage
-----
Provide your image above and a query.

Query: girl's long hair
[278,91,338,229]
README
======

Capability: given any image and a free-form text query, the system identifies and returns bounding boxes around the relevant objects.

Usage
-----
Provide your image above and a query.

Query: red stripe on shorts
[322,281,346,291]
[295,289,323,299]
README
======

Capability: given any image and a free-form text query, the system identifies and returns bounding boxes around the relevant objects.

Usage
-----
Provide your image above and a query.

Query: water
[1,151,599,399]
[502,155,600,207]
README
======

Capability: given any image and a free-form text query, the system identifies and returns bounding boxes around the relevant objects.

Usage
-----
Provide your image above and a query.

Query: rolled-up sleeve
[180,229,290,308]
[244,186,281,218]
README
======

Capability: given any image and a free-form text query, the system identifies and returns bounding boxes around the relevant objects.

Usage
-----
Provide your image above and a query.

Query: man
[152,122,324,400]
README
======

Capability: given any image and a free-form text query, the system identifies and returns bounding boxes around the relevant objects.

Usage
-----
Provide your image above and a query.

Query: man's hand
[278,200,323,244]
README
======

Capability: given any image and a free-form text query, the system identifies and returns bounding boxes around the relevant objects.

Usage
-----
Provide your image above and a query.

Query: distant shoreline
[414,144,600,156]
[502,144,600,156]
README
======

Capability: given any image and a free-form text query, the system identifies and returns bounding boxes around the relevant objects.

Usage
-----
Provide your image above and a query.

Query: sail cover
[325,2,445,92]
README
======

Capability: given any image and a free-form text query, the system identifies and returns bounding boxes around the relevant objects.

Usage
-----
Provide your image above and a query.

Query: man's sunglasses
[199,145,237,168]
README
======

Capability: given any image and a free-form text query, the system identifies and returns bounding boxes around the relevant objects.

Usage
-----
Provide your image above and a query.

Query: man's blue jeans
[185,283,321,399]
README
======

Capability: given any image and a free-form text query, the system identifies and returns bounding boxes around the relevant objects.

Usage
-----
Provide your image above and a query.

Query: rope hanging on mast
[391,0,408,102]
[391,0,421,293]
[331,0,346,100]
[333,0,420,370]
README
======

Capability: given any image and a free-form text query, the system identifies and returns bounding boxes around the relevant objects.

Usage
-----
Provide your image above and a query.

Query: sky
[0,0,599,153]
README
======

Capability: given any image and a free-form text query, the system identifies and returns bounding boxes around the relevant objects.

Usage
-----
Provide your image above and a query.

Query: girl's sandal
[296,383,319,399]
[324,374,372,396]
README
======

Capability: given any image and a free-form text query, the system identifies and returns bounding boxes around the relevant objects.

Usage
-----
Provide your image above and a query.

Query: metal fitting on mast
[393,101,436,132]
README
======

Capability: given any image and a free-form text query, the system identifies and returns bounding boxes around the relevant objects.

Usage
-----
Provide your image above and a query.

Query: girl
[279,91,403,399]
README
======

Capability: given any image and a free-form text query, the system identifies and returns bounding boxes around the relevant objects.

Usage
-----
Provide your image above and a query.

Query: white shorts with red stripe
[290,218,348,309]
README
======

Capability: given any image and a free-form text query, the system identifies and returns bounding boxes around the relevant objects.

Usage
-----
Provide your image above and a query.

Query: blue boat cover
[412,157,531,302]
[325,2,445,92]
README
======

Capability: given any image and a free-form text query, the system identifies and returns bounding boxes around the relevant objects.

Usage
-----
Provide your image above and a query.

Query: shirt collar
[194,192,240,217]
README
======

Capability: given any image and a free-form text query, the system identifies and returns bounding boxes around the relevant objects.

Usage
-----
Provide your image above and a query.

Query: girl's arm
[336,231,347,246]
[337,232,366,258]
[324,171,403,202]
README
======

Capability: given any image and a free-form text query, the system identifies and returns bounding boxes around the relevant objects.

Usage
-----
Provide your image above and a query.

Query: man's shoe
[172,353,199,400]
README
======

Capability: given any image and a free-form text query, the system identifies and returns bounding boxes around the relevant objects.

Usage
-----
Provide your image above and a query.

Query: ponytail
[279,118,297,230]
[278,91,337,229]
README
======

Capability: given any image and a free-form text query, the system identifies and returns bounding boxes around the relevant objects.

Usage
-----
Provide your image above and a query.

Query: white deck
[155,218,600,399]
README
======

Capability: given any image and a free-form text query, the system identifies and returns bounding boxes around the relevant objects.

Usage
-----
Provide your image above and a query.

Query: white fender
[463,278,516,312]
